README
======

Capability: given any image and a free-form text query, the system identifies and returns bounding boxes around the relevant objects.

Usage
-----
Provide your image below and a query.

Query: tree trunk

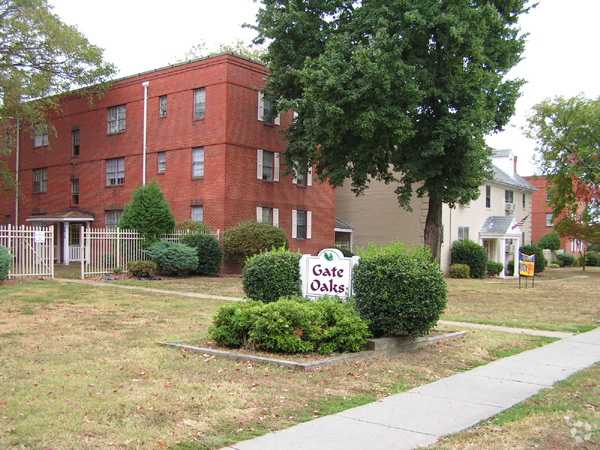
[424,196,443,264]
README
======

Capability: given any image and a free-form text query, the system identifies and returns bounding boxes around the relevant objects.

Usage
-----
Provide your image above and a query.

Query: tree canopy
[253,0,530,261]
[0,0,115,189]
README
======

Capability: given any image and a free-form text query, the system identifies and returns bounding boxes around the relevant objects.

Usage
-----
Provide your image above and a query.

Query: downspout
[14,118,20,225]
[142,81,150,186]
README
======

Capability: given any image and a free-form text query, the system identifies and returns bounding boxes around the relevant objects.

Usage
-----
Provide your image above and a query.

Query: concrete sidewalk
[222,327,600,450]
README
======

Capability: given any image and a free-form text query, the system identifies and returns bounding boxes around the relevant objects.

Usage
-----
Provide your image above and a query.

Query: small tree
[222,221,289,265]
[451,240,489,279]
[119,180,176,246]
[538,231,561,252]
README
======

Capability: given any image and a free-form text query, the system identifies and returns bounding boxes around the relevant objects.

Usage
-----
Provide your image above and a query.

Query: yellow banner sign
[519,253,535,277]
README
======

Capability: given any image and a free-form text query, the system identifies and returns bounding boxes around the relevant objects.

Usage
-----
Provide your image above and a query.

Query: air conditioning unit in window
[505,203,516,212]
[506,244,515,253]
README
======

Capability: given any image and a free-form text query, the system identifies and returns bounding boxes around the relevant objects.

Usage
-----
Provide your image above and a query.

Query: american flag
[512,215,529,230]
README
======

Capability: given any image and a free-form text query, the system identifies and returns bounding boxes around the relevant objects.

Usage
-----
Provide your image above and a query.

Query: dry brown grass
[1,279,554,449]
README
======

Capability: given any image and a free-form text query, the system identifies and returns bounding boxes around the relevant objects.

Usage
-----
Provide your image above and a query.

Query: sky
[49,0,600,176]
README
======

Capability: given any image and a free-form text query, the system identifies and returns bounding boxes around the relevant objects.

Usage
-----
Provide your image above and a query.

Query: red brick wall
[0,54,335,262]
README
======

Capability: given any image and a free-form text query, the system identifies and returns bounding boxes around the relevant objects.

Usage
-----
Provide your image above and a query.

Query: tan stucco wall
[335,182,427,252]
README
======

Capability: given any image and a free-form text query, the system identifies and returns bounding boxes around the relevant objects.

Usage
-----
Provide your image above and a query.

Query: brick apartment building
[0,53,335,264]
[525,175,582,254]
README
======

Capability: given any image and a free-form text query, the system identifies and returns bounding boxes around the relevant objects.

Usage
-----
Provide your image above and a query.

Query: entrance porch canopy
[479,216,524,279]
[27,210,95,264]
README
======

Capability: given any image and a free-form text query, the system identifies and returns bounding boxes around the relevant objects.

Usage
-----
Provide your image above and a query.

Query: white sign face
[300,248,359,300]
[34,231,46,244]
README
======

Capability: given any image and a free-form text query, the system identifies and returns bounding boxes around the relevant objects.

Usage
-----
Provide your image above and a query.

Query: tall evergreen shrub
[451,239,488,279]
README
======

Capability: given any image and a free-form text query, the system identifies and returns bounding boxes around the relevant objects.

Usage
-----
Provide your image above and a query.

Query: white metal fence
[80,228,220,279]
[0,225,54,279]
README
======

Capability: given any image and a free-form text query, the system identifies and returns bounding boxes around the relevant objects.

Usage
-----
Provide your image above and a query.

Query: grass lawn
[1,267,598,449]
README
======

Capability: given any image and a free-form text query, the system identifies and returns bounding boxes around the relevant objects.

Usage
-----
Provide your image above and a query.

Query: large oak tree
[253,0,529,261]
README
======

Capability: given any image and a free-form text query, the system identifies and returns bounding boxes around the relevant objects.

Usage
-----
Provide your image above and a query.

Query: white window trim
[292,167,312,186]
[256,207,280,227]
[191,205,204,222]
[292,210,311,239]
[257,150,279,182]
[258,91,280,125]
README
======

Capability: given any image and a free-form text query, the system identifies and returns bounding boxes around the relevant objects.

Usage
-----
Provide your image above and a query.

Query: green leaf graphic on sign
[324,252,333,261]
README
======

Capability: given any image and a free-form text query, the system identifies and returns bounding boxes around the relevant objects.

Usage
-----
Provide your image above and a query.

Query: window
[458,226,469,242]
[106,158,125,186]
[257,150,279,181]
[192,147,204,178]
[294,167,312,187]
[34,123,49,147]
[485,185,491,208]
[159,95,168,117]
[105,210,123,228]
[546,213,554,227]
[258,91,280,125]
[546,192,554,202]
[191,205,204,222]
[522,193,526,209]
[158,152,166,173]
[5,214,11,225]
[107,105,126,134]
[292,210,312,239]
[193,88,205,119]
[505,190,514,203]
[256,207,279,227]
[33,168,47,193]
[71,179,79,205]
[72,129,80,156]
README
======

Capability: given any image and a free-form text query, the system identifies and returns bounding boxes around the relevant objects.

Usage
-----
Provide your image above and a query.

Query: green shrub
[208,296,369,355]
[223,221,289,264]
[145,240,198,275]
[180,233,223,275]
[242,248,301,303]
[487,261,504,277]
[127,260,157,278]
[550,263,560,269]
[579,253,600,267]
[537,231,561,251]
[520,244,547,273]
[449,263,470,278]
[451,240,488,279]
[327,246,354,257]
[353,241,447,339]
[119,179,176,246]
[0,245,13,280]
[556,253,576,267]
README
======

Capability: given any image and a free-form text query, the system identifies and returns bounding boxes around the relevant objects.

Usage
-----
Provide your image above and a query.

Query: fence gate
[0,225,54,279]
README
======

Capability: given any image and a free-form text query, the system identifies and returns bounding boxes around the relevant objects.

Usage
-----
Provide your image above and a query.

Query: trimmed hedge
[538,231,561,251]
[451,240,488,279]
[353,241,447,339]
[209,296,369,355]
[180,233,223,275]
[223,221,289,264]
[556,253,575,267]
[242,248,301,303]
[127,260,157,278]
[145,240,198,275]
[487,261,504,277]
[0,245,13,280]
[449,263,470,278]
[520,244,547,273]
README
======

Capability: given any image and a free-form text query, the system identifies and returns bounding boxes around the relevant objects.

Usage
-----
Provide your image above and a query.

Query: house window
[72,129,80,156]
[292,210,312,239]
[257,150,279,181]
[485,185,491,208]
[522,193,526,209]
[546,192,554,202]
[34,123,49,147]
[107,105,126,134]
[191,205,204,222]
[458,226,469,242]
[71,179,79,205]
[258,91,280,125]
[5,214,10,225]
[33,168,47,193]
[294,167,312,187]
[546,213,554,227]
[158,152,166,173]
[256,207,279,227]
[505,190,514,203]
[106,157,125,186]
[105,210,123,228]
[193,88,205,119]
[159,95,168,117]
[192,147,204,178]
